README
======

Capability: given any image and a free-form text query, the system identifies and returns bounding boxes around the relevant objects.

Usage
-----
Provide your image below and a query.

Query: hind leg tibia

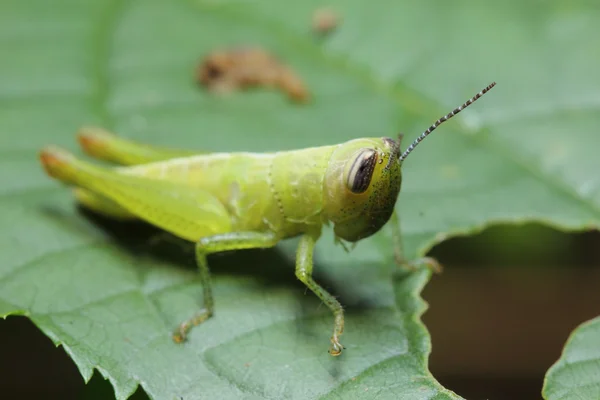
[77,126,203,166]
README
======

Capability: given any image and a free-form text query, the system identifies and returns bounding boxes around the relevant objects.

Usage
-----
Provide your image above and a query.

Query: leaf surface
[1,0,599,399]
[543,317,600,400]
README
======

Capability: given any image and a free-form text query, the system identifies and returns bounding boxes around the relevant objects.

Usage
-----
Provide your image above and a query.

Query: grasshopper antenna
[398,82,496,163]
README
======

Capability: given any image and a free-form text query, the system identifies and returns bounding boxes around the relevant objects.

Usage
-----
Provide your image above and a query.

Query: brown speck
[313,8,340,35]
[196,47,309,103]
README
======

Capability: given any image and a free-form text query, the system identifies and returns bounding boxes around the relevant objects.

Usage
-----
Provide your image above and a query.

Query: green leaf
[1,0,599,399]
[543,317,600,400]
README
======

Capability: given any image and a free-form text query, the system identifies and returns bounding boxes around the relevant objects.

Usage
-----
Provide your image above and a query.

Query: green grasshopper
[39,82,495,356]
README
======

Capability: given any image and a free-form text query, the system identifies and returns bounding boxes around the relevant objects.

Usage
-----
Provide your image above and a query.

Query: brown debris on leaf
[312,8,340,35]
[196,47,309,103]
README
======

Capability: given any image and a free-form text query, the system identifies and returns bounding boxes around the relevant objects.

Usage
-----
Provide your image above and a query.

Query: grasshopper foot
[328,335,344,356]
[172,309,213,343]
[395,256,443,274]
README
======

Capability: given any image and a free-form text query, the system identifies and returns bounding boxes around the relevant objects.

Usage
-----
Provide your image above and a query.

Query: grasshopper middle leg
[173,231,279,343]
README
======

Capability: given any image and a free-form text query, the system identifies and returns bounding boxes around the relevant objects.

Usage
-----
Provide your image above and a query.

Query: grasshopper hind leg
[40,146,241,343]
[73,126,205,219]
[73,187,136,220]
[77,126,202,166]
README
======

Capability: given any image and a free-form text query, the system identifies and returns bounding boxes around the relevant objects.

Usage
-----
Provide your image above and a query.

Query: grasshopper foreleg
[295,230,345,356]
[390,210,442,274]
[173,231,279,343]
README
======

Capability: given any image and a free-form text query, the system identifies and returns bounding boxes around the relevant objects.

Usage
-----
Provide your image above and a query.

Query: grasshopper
[39,82,495,356]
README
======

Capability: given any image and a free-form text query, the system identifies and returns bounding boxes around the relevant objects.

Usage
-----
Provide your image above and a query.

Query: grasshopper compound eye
[398,82,496,163]
[346,149,377,194]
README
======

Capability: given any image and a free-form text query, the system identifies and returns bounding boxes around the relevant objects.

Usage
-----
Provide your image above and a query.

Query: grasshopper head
[323,137,402,242]
[323,82,497,243]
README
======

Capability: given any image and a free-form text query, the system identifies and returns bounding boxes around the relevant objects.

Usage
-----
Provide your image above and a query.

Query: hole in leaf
[423,224,600,399]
